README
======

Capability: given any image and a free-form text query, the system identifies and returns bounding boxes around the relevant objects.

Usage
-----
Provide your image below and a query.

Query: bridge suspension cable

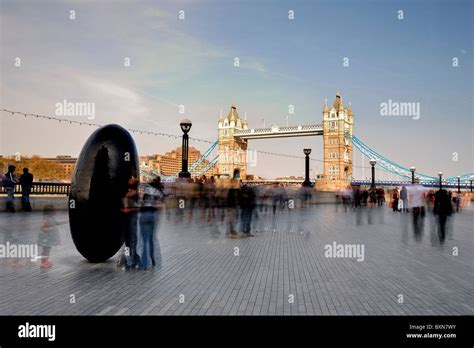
[345,132,438,181]
[345,133,473,183]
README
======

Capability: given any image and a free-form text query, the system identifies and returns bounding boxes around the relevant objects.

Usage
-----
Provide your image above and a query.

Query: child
[37,205,67,268]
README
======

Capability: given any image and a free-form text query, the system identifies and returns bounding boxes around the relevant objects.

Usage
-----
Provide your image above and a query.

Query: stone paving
[0,204,472,315]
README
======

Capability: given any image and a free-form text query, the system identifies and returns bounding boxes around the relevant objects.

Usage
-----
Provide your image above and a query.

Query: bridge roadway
[234,124,323,139]
[0,204,472,315]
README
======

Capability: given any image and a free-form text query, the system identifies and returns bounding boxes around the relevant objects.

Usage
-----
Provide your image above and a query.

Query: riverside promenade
[0,204,472,315]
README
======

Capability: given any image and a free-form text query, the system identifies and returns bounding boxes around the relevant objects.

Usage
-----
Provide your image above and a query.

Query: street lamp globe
[438,172,443,178]
[303,148,312,156]
[180,119,192,134]
[369,159,377,167]
[410,166,416,173]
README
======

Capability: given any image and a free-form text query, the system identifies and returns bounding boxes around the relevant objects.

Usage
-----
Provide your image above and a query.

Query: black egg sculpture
[69,124,139,262]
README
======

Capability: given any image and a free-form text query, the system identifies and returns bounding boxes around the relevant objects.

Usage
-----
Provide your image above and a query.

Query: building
[315,91,354,191]
[44,155,77,180]
[140,146,218,178]
[217,105,249,179]
[0,155,77,181]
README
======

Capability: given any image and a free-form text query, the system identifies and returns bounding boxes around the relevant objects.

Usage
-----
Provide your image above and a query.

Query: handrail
[0,182,71,195]
[235,124,323,136]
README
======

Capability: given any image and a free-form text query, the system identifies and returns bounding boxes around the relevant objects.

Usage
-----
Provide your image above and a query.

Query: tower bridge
[217,91,353,190]
[131,91,472,188]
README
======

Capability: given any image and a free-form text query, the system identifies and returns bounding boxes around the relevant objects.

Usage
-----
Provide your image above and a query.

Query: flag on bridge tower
[333,90,344,114]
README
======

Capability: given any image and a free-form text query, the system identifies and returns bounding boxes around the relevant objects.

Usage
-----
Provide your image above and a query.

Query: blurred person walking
[271,183,279,215]
[433,188,453,243]
[367,187,377,224]
[200,175,216,225]
[377,186,385,207]
[400,186,408,212]
[361,188,369,206]
[392,187,400,212]
[453,192,461,213]
[239,184,256,237]
[408,184,426,241]
[226,185,240,239]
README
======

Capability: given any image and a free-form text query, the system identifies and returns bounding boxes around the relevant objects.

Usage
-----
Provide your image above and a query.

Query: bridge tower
[217,105,248,179]
[317,91,353,191]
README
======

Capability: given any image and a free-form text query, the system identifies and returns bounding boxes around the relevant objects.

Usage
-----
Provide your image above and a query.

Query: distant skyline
[1,0,472,179]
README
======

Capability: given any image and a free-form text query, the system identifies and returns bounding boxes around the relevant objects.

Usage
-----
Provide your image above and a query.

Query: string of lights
[1,108,371,168]
[1,108,209,143]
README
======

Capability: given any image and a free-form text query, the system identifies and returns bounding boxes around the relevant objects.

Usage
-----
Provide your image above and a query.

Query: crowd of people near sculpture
[117,175,314,270]
[1,167,471,271]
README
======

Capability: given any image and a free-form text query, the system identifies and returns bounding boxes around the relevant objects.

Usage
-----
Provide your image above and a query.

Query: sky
[1,0,472,179]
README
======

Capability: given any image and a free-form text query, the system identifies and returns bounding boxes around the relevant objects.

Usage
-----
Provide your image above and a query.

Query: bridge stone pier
[317,91,354,191]
[217,91,354,191]
[217,105,249,180]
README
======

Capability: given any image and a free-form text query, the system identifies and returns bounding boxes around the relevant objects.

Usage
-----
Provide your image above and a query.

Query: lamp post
[470,176,473,192]
[369,159,377,188]
[438,172,443,190]
[457,175,461,193]
[178,119,192,178]
[303,149,312,187]
[410,167,416,185]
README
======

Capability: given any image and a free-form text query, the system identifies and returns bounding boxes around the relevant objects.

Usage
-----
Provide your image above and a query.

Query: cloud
[77,75,152,124]
[82,78,142,104]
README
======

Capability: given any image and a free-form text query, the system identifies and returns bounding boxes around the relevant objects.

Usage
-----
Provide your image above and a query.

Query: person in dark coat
[19,168,34,212]
[392,187,400,212]
[433,189,453,243]
[400,186,408,212]
[377,186,385,207]
[239,184,256,237]
[362,189,369,206]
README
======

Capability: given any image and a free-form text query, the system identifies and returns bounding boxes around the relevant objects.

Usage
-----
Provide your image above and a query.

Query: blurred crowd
[2,173,471,271]
[114,175,315,271]
[161,176,314,238]
[335,185,470,243]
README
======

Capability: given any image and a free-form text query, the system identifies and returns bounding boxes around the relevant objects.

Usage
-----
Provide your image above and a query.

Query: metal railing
[351,180,473,190]
[234,124,324,137]
[0,182,71,195]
